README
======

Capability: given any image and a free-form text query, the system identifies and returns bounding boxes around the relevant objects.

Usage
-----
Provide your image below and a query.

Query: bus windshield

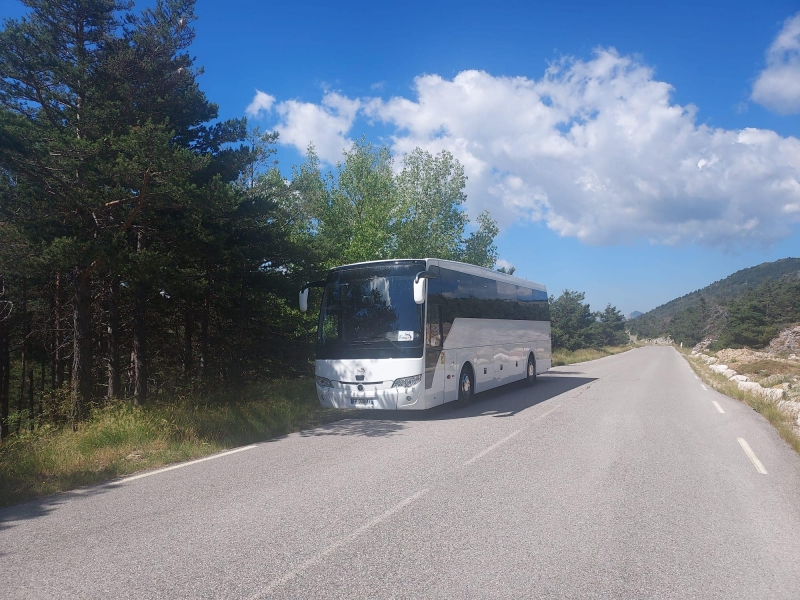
[317,263,424,360]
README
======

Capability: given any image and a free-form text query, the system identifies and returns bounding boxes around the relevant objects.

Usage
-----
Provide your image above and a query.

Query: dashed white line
[701,384,708,391]
[737,437,767,474]
[694,375,699,380]
[118,445,257,483]
[464,430,523,465]
[712,400,725,414]
[248,489,429,598]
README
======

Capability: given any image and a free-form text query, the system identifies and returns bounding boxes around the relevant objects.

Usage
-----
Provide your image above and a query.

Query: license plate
[350,397,375,406]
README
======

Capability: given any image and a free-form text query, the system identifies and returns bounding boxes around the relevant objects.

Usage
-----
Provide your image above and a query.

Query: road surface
[3,346,800,599]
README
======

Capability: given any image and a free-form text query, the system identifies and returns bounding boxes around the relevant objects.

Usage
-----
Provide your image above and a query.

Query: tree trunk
[133,231,147,404]
[0,275,10,440]
[133,281,147,403]
[54,272,66,389]
[18,276,27,430]
[28,369,34,431]
[200,289,210,383]
[183,304,193,380]
[107,276,121,399]
[233,282,246,387]
[71,267,93,421]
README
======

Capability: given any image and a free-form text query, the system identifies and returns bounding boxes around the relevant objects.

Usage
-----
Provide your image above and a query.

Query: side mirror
[299,288,309,313]
[413,270,436,305]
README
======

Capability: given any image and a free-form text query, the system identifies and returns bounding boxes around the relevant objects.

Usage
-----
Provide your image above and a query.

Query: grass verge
[0,378,336,508]
[552,344,637,367]
[684,355,800,456]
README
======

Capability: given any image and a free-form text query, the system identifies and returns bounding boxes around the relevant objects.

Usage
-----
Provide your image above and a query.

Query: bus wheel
[458,365,474,404]
[526,355,537,386]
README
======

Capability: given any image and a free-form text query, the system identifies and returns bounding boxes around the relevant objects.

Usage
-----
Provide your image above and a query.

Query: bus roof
[327,258,547,293]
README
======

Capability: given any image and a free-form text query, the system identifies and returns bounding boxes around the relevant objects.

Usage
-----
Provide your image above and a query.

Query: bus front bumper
[316,382,424,410]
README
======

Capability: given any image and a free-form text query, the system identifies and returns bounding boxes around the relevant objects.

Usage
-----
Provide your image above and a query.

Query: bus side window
[427,305,442,347]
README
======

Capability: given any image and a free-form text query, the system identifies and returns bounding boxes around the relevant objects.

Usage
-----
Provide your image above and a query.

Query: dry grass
[552,345,636,367]
[736,359,800,378]
[0,378,334,508]
[685,356,800,457]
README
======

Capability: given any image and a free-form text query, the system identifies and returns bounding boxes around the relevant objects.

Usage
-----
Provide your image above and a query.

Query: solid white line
[464,429,523,465]
[248,489,429,599]
[737,437,767,474]
[118,445,258,483]
[701,384,708,391]
[712,400,725,414]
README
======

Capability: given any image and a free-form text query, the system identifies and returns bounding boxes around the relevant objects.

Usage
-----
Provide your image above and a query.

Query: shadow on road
[298,372,596,436]
[0,480,120,532]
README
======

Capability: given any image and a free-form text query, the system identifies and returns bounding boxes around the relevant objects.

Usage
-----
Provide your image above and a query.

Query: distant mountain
[636,258,800,322]
[628,258,800,348]
[628,311,643,320]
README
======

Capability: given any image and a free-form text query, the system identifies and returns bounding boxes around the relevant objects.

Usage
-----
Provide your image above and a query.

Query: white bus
[299,258,551,410]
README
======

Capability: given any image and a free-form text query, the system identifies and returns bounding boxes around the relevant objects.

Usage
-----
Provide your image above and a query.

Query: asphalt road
[3,346,800,599]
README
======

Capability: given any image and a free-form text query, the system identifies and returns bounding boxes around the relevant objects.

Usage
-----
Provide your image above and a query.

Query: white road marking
[701,384,708,391]
[248,489,429,598]
[694,375,699,380]
[712,401,725,414]
[118,445,257,483]
[737,437,767,474]
[464,430,523,465]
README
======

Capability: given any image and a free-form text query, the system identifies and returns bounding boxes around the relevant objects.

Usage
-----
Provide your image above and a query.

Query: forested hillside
[628,259,800,348]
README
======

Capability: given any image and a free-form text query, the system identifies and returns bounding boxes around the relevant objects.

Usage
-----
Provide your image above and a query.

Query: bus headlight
[392,375,422,388]
[315,376,334,388]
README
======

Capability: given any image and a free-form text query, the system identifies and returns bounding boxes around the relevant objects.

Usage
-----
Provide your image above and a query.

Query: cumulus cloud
[245,90,275,117]
[263,49,800,248]
[752,13,800,114]
[273,93,361,164]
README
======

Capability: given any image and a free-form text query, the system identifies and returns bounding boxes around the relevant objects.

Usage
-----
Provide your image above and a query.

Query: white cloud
[245,90,275,117]
[496,258,515,271]
[752,13,800,114]
[262,49,800,248]
[273,93,360,164]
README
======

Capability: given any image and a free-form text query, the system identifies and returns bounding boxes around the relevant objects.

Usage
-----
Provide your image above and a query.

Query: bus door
[425,269,444,407]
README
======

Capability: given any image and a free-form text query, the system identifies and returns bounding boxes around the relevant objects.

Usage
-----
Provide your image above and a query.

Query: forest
[0,0,627,445]
[628,270,800,349]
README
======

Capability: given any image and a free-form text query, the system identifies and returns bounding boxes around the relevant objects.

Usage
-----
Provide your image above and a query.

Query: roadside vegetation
[552,345,636,367]
[0,379,327,507]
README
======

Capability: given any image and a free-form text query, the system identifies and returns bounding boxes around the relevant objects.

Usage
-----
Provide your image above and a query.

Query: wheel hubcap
[528,362,534,377]
[462,374,471,395]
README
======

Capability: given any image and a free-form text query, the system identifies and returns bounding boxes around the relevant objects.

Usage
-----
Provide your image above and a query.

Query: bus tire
[458,364,474,404]
[526,354,537,386]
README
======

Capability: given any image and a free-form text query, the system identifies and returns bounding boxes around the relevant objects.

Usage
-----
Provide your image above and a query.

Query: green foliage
[629,258,800,341]
[549,290,596,351]
[394,148,469,260]
[630,266,800,349]
[549,291,627,351]
[594,304,629,347]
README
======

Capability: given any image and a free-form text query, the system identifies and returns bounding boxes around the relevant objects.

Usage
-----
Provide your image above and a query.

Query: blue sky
[3,0,800,315]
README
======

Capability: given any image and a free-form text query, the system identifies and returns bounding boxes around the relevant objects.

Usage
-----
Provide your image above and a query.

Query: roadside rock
[710,364,729,374]
[738,381,762,393]
[722,369,738,379]
[768,324,800,355]
[737,381,785,401]
[730,374,750,383]
[693,338,717,353]
[778,400,800,421]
